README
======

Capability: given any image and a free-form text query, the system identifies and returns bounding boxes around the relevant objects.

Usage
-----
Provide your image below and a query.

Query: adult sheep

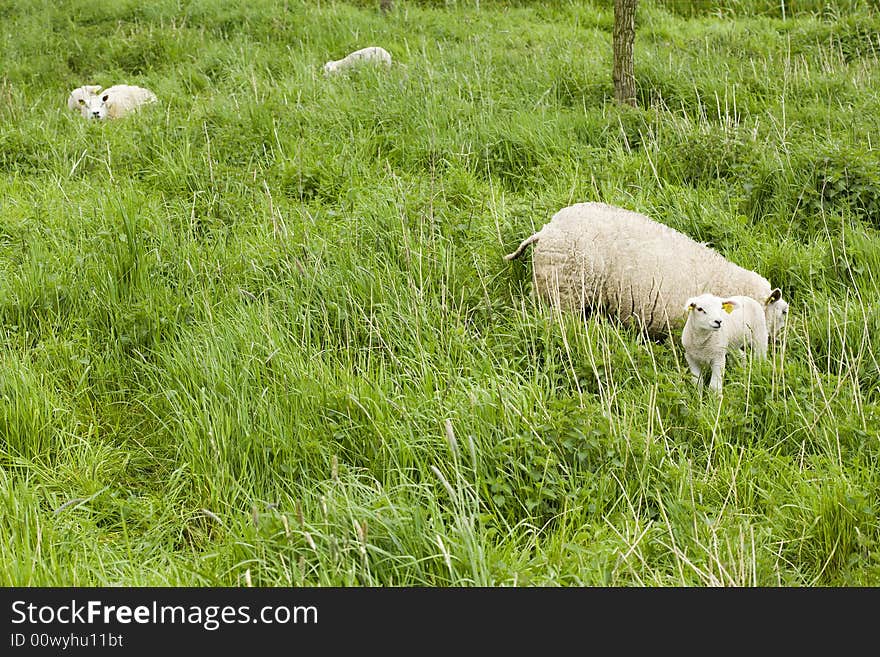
[504,202,789,340]
[68,84,157,120]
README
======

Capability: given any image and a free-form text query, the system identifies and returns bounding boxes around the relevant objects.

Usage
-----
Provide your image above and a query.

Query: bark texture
[613,0,638,106]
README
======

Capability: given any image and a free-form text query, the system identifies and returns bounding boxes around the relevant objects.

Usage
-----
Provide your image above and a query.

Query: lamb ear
[721,300,737,314]
[86,85,102,94]
[685,298,697,313]
[766,288,782,304]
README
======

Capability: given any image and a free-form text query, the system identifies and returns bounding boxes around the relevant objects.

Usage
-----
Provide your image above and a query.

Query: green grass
[1,0,879,586]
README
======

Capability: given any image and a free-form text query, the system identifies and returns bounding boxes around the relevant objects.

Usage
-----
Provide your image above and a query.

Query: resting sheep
[67,84,157,120]
[323,46,392,75]
[504,202,789,340]
[681,293,768,394]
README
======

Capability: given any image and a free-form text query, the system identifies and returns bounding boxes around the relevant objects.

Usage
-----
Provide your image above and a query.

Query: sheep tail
[504,233,539,261]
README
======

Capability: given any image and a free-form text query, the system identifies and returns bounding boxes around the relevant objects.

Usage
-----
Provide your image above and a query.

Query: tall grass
[0,0,878,586]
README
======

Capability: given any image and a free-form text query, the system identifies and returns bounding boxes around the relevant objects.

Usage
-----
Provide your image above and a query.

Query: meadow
[1,0,879,586]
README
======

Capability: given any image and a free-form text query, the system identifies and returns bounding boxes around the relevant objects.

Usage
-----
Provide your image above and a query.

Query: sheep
[504,202,789,340]
[323,46,392,75]
[681,293,768,394]
[67,84,157,120]
[764,291,789,339]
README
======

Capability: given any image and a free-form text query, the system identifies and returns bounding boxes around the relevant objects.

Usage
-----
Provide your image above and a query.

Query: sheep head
[68,86,103,116]
[686,294,739,333]
[68,85,114,120]
[764,288,789,339]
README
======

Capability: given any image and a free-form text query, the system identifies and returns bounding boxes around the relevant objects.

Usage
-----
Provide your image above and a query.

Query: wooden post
[613,0,638,107]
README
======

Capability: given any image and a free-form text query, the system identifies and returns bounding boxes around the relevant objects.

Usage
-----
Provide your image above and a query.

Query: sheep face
[68,86,103,118]
[84,92,113,120]
[685,294,738,333]
[68,86,111,120]
[764,288,789,339]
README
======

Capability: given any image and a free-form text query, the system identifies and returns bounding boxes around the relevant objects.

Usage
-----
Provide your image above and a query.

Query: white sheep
[323,46,392,75]
[504,202,789,340]
[67,84,157,120]
[764,292,789,339]
[681,293,768,394]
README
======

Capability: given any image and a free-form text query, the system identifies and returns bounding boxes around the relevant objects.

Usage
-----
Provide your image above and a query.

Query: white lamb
[681,293,768,394]
[67,84,157,120]
[323,46,392,75]
[504,202,789,340]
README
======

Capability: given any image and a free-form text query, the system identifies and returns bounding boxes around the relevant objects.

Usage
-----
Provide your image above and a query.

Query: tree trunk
[613,0,638,107]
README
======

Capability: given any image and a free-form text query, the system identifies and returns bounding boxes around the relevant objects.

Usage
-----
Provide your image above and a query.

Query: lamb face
[686,294,735,335]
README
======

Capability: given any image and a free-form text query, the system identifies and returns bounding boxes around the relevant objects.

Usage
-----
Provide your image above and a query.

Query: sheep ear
[721,301,736,314]
[766,288,782,305]
[86,85,102,94]
[686,299,696,313]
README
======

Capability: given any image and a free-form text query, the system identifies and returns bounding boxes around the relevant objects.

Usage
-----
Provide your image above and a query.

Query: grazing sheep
[504,202,789,340]
[67,84,157,120]
[681,293,768,394]
[764,289,789,339]
[323,46,392,75]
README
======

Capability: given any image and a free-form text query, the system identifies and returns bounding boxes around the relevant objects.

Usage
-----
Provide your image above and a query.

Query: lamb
[681,293,768,394]
[67,84,157,120]
[323,46,392,75]
[504,202,789,340]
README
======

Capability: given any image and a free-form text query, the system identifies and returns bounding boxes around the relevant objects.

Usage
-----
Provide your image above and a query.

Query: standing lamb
[504,202,789,340]
[67,84,157,120]
[681,293,768,394]
[323,46,392,75]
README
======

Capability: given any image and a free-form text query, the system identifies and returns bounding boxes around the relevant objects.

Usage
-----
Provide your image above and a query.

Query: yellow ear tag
[722,302,734,314]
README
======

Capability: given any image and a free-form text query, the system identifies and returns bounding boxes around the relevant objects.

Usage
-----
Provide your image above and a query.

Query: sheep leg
[685,353,704,389]
[708,355,726,394]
